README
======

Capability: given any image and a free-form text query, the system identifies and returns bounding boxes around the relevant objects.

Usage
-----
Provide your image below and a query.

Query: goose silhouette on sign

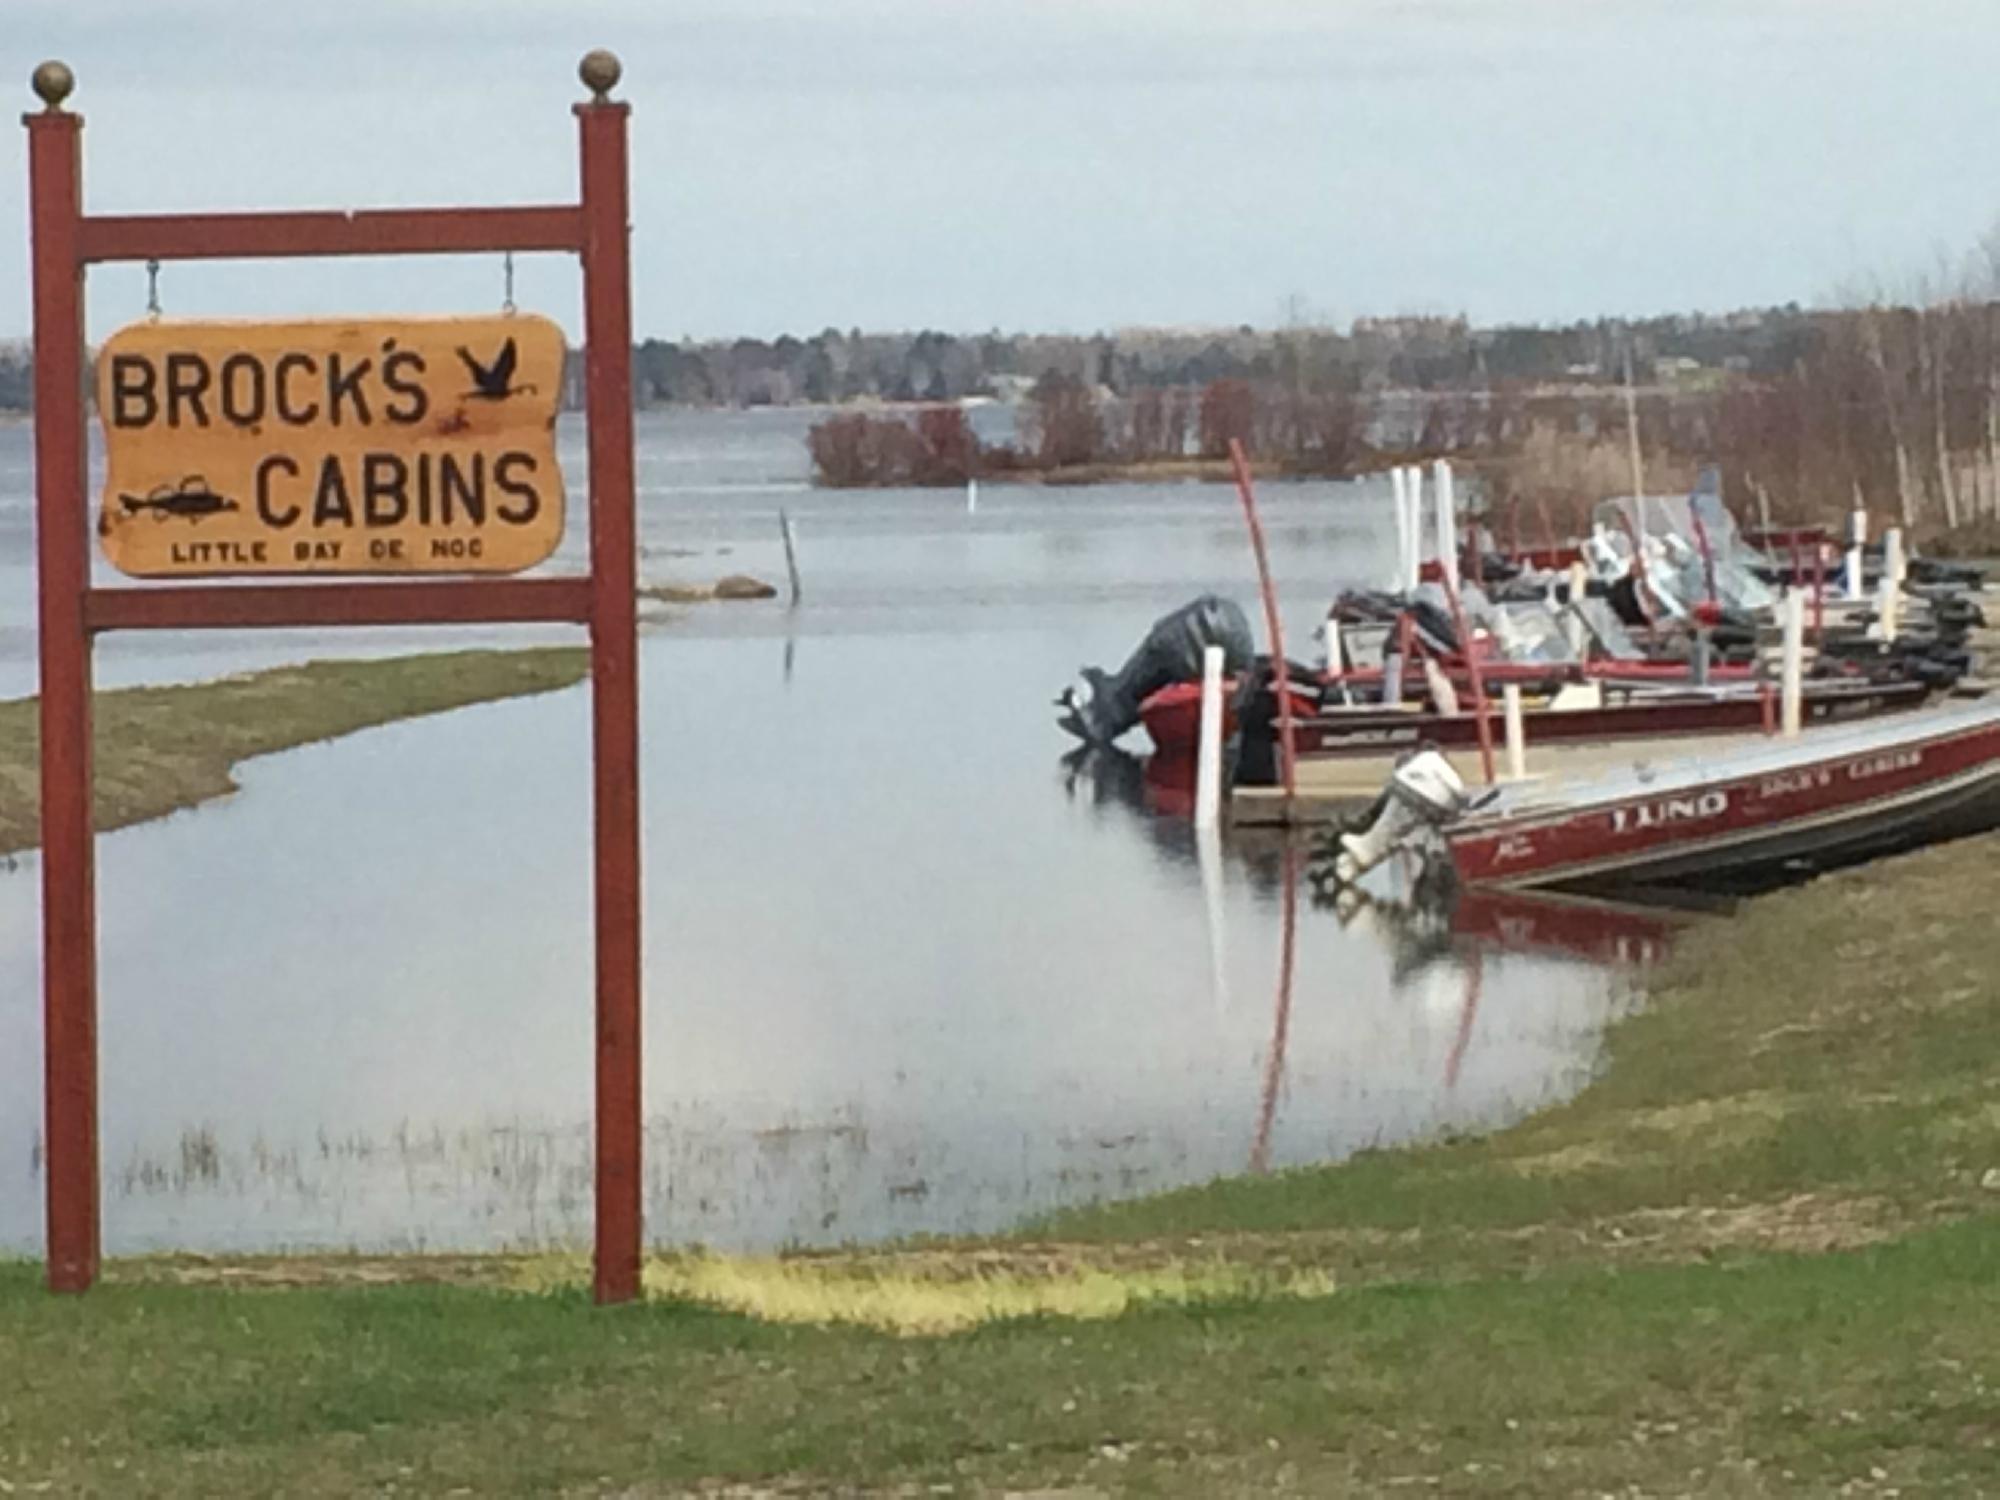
[457,336,537,401]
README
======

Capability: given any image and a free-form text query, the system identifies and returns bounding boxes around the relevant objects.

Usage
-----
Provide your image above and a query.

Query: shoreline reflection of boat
[1441,886,1696,966]
[1311,868,1698,972]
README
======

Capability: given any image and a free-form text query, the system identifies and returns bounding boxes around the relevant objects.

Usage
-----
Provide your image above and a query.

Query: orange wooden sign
[96,314,566,576]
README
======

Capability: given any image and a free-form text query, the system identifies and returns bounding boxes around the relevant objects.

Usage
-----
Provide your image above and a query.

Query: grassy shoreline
[7,835,2000,1491]
[0,648,589,857]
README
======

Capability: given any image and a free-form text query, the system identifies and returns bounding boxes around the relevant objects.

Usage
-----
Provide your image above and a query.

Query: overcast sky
[6,0,1999,342]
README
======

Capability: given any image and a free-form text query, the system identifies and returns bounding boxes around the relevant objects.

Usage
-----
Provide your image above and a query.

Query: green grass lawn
[5,1228,1998,1495]
[6,835,2000,1494]
[0,648,588,856]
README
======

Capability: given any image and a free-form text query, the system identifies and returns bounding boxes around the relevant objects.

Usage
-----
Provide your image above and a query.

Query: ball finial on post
[31,60,75,112]
[579,49,622,103]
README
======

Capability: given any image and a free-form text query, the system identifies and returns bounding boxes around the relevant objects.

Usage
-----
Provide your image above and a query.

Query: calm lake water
[0,409,1648,1256]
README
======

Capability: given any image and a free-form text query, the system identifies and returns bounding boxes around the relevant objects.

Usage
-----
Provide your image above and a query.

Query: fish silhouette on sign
[118,475,239,523]
[457,336,537,400]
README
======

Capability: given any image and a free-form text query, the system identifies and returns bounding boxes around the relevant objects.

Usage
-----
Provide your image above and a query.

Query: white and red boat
[1331,696,2000,893]
[1145,676,1934,767]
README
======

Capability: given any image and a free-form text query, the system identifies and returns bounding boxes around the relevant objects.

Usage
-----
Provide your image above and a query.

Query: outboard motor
[1056,595,1256,746]
[1328,750,1469,885]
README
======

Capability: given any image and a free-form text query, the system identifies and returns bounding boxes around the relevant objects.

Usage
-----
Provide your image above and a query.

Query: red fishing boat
[1331,697,2000,893]
[1280,678,1928,760]
[1140,673,1930,764]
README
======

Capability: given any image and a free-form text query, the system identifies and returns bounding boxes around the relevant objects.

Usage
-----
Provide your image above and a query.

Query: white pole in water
[1194,643,1225,831]
[1880,526,1905,640]
[1390,466,1411,591]
[1846,505,1867,601]
[1781,588,1806,738]
[966,477,978,515]
[1404,465,1424,593]
[1434,459,1460,591]
[1502,683,1528,781]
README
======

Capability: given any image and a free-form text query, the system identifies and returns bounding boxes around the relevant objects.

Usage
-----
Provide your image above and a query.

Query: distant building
[985,373,1038,404]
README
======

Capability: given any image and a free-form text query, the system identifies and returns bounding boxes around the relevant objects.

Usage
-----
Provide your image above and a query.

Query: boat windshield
[1567,596,1644,659]
[1593,479,1779,616]
[1485,599,1582,665]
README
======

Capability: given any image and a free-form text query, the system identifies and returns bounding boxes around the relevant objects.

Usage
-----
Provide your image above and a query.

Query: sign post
[24,52,646,1304]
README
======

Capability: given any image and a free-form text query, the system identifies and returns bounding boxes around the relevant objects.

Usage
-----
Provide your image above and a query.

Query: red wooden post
[1226,441,1298,804]
[577,55,644,1306]
[26,69,100,1295]
[1439,573,1499,786]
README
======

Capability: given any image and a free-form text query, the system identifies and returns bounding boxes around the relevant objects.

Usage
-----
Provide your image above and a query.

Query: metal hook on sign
[145,259,162,320]
[502,251,516,316]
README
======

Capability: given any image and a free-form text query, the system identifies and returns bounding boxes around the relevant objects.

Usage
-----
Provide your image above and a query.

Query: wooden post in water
[779,509,802,605]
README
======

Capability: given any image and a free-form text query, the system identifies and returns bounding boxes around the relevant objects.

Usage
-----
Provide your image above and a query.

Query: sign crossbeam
[24,51,645,1305]
[78,205,586,264]
[86,577,595,633]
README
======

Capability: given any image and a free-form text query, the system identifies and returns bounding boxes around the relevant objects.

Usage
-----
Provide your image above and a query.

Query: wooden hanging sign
[96,313,567,576]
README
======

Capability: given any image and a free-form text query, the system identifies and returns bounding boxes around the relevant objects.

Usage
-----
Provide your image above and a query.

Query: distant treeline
[799,303,2000,541]
[635,311,1800,408]
[14,298,2000,537]
[0,308,1816,417]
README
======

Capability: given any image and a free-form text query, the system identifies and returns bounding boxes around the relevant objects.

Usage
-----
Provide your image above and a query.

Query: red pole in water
[26,69,100,1296]
[1444,948,1485,1090]
[1249,840,1300,1174]
[1440,573,1499,785]
[1228,441,1297,804]
[1688,505,1719,605]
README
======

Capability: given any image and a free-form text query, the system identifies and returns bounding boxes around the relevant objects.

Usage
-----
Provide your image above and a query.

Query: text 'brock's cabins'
[96,314,567,576]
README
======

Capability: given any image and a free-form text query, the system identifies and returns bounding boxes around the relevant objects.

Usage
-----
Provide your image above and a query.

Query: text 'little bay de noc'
[94,314,568,577]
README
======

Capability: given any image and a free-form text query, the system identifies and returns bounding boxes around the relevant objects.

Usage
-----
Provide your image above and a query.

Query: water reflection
[0,415,1644,1260]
